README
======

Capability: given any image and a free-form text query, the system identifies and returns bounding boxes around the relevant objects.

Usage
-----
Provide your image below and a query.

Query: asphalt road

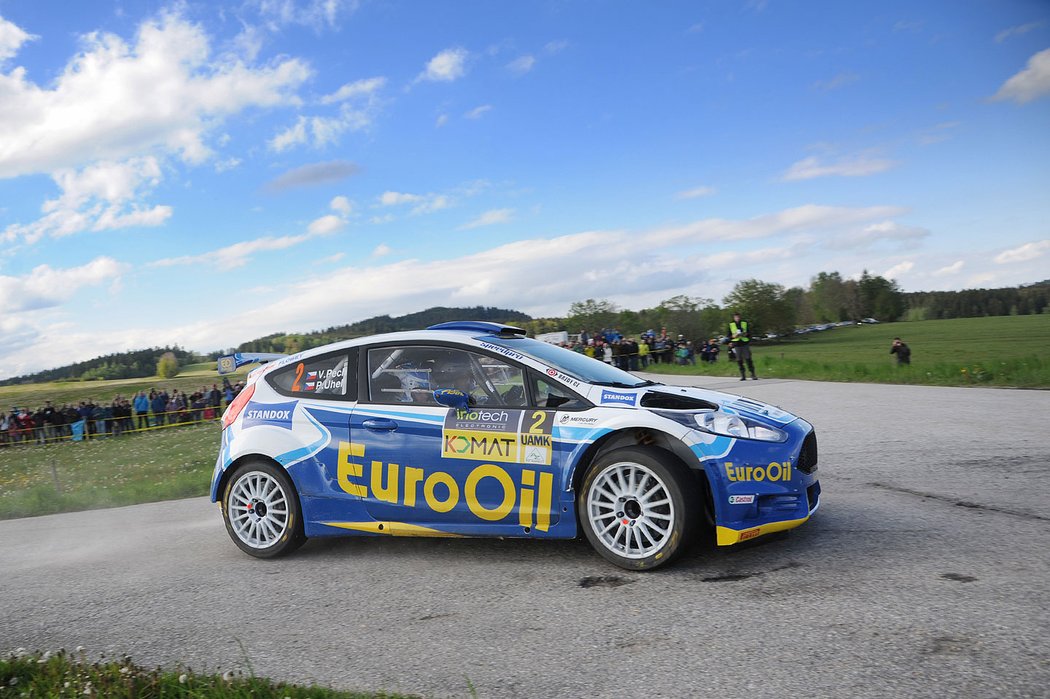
[2,376,1048,698]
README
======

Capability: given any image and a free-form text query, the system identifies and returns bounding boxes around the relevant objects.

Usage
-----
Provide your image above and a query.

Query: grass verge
[0,649,414,698]
[0,423,217,520]
[647,315,1050,388]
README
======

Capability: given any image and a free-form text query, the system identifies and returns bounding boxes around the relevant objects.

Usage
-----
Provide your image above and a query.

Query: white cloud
[372,243,392,257]
[824,220,930,251]
[418,47,468,82]
[917,121,961,145]
[377,190,449,214]
[0,15,35,62]
[507,55,535,74]
[812,72,859,92]
[994,239,1050,264]
[646,204,906,245]
[2,157,173,244]
[152,232,317,270]
[465,104,492,119]
[995,22,1044,44]
[330,195,352,215]
[253,0,357,31]
[435,114,449,128]
[320,76,386,105]
[153,214,346,270]
[461,208,513,229]
[378,191,422,206]
[0,257,127,314]
[307,214,345,235]
[991,48,1050,104]
[677,185,716,200]
[882,260,914,279]
[0,12,310,179]
[269,95,379,151]
[933,260,964,276]
[781,154,896,181]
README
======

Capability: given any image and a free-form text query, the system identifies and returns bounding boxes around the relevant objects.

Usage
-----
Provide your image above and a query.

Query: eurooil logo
[241,401,297,430]
[336,442,556,530]
[724,461,792,482]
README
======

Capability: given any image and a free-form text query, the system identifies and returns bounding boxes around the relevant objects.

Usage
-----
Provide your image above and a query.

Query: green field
[648,315,1050,388]
[0,365,249,411]
[0,422,218,520]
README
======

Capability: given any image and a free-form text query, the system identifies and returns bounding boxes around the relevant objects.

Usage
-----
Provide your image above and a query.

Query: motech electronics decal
[442,409,553,465]
[241,401,297,430]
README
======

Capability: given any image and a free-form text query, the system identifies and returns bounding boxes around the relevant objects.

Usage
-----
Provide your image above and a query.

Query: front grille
[796,430,818,474]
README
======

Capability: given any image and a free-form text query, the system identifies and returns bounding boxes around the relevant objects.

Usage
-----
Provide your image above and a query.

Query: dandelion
[179,674,188,684]
[222,670,234,682]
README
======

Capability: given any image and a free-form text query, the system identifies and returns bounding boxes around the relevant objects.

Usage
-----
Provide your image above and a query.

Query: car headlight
[652,409,787,441]
[693,412,785,441]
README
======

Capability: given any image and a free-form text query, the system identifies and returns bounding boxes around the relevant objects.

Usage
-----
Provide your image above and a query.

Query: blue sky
[1,0,1048,379]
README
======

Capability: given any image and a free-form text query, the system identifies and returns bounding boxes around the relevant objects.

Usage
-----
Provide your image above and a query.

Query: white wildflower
[179,674,188,684]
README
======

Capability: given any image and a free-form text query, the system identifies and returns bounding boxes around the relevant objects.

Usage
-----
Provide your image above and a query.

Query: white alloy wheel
[579,447,697,570]
[229,470,290,548]
[587,460,675,560]
[222,461,306,558]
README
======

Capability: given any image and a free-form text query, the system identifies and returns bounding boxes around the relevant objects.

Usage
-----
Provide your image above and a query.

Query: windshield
[483,336,655,388]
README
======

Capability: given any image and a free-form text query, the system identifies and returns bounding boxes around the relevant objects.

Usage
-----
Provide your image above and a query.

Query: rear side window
[268,349,358,401]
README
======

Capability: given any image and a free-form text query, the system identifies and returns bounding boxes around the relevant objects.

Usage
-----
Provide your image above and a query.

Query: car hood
[586,383,799,426]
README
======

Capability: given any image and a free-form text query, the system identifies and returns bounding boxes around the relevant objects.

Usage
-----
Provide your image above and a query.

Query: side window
[531,372,589,410]
[367,346,525,407]
[268,349,357,400]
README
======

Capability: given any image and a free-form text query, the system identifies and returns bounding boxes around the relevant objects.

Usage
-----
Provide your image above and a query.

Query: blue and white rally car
[212,321,819,570]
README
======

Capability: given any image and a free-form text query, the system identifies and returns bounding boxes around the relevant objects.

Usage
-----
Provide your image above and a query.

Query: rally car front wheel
[222,460,306,558]
[579,446,698,570]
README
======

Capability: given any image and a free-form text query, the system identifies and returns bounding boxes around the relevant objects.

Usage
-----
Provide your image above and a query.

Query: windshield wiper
[591,380,658,388]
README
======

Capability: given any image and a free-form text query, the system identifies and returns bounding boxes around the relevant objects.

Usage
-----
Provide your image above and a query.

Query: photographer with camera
[890,337,911,365]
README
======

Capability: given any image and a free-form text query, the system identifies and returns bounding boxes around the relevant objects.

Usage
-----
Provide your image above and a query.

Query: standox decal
[600,390,636,406]
[241,400,297,430]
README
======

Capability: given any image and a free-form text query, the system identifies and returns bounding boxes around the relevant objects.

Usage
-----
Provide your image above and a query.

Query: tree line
[523,275,1050,342]
[4,279,1046,385]
[0,346,208,387]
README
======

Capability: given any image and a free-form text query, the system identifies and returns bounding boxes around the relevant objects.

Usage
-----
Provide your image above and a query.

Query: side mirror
[433,388,469,409]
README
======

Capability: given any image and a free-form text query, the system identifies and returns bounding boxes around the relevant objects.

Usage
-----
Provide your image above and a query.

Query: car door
[347,343,561,536]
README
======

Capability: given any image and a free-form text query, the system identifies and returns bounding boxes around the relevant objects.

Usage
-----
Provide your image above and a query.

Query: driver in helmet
[435,360,482,406]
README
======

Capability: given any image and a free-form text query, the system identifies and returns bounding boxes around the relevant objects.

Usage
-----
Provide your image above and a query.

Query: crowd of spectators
[565,328,728,369]
[0,379,245,448]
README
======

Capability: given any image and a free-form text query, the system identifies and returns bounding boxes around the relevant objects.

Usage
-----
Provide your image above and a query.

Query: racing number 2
[291,362,305,392]
[530,410,552,434]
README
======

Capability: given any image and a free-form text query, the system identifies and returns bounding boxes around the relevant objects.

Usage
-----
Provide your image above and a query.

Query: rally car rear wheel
[222,460,306,558]
[579,446,697,570]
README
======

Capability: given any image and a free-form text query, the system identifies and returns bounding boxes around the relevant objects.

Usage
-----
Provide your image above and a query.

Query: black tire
[578,446,699,570]
[221,460,306,558]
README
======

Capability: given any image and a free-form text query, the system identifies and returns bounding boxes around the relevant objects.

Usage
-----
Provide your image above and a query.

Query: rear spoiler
[217,352,288,375]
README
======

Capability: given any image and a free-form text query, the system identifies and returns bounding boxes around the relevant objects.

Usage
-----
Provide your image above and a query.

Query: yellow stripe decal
[322,521,462,538]
[716,514,810,546]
